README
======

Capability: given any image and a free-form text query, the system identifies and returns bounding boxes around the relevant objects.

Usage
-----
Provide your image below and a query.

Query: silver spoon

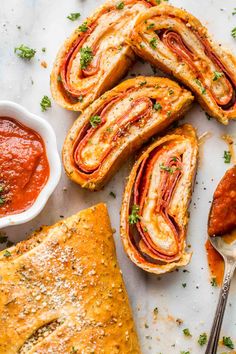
[205,234,236,354]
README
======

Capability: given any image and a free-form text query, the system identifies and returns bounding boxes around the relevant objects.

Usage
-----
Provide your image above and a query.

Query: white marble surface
[1,0,236,353]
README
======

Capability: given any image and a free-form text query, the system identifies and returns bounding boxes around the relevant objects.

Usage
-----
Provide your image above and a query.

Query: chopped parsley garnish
[147,23,155,30]
[194,79,206,94]
[224,150,231,163]
[42,47,46,52]
[67,13,81,21]
[231,27,236,38]
[211,277,217,287]
[180,352,190,354]
[139,80,147,86]
[153,307,159,315]
[153,102,162,111]
[222,336,234,349]
[168,89,174,95]
[3,250,11,258]
[213,71,224,81]
[129,204,141,224]
[40,96,51,112]
[150,37,158,49]
[78,95,83,102]
[79,21,88,32]
[198,333,207,346]
[155,0,169,3]
[183,328,192,337]
[14,45,36,60]
[182,283,187,288]
[233,8,236,15]
[80,46,94,70]
[0,197,5,205]
[109,191,116,198]
[90,115,101,128]
[116,2,124,9]
[160,163,173,173]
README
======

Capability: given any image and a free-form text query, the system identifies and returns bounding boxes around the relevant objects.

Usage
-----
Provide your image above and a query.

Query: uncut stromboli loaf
[0,204,141,354]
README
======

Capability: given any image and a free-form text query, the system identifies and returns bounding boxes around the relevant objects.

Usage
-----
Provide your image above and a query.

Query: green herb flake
[70,347,78,354]
[40,96,51,112]
[67,13,81,21]
[222,336,234,349]
[129,204,141,224]
[78,95,83,102]
[213,71,224,81]
[198,333,207,346]
[42,47,46,52]
[211,277,217,287]
[150,37,158,49]
[109,191,116,199]
[233,8,236,15]
[231,27,236,38]
[90,115,101,128]
[79,21,88,33]
[147,23,155,30]
[153,102,162,111]
[0,197,5,205]
[182,283,187,288]
[194,79,206,94]
[153,307,159,316]
[116,2,124,9]
[183,328,192,337]
[160,163,173,173]
[3,250,11,258]
[224,150,231,164]
[139,80,147,86]
[80,46,94,70]
[180,352,190,354]
[14,45,36,60]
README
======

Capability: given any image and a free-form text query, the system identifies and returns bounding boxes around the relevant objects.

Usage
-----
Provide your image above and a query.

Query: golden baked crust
[0,204,141,354]
[63,76,193,190]
[130,4,236,125]
[50,0,157,112]
[120,125,198,274]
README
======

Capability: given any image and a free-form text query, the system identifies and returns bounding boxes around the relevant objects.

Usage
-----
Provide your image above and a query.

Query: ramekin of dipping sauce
[0,101,61,228]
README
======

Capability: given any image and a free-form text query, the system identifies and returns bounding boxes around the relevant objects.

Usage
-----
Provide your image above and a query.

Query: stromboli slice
[50,0,157,112]
[63,77,194,190]
[120,124,198,274]
[130,4,236,125]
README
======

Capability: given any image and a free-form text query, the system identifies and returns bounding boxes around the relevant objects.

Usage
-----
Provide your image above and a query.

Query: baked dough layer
[50,0,157,112]
[130,4,236,125]
[0,204,141,354]
[120,125,198,274]
[63,76,193,190]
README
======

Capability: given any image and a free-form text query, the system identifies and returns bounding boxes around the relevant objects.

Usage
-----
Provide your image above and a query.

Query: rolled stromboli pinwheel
[120,124,198,274]
[130,4,236,125]
[63,77,194,190]
[50,0,157,111]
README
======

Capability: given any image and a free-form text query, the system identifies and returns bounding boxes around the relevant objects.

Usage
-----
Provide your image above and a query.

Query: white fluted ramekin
[0,101,61,228]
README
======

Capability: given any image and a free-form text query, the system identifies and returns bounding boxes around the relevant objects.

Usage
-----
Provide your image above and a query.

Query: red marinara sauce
[206,166,236,285]
[208,166,236,237]
[0,117,50,217]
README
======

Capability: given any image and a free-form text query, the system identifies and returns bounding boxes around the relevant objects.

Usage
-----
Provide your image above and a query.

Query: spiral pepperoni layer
[51,0,157,112]
[62,77,193,190]
[120,124,198,275]
[131,4,236,124]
